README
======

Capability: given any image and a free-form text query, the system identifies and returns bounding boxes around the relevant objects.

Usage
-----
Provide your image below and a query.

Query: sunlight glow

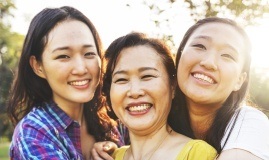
[10,0,269,69]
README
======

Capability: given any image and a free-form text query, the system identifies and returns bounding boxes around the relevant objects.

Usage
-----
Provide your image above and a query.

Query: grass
[0,142,10,160]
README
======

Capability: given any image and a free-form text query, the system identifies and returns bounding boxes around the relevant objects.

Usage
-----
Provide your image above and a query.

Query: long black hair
[7,6,118,142]
[169,17,252,153]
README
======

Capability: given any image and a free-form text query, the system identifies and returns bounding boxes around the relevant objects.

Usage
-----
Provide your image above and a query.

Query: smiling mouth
[68,80,89,86]
[192,73,215,84]
[127,104,152,112]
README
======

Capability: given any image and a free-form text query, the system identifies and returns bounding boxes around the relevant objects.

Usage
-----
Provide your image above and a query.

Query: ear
[233,72,247,91]
[29,56,46,79]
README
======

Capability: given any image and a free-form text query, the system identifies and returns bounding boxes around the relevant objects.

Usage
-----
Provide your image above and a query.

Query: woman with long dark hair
[7,6,122,159]
[170,17,269,159]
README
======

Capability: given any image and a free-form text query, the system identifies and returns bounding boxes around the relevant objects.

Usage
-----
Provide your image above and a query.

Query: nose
[199,51,218,71]
[127,79,145,99]
[71,56,87,75]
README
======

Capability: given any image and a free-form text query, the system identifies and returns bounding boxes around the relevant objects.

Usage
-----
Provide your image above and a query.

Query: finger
[91,148,104,160]
[92,141,114,160]
[103,142,117,154]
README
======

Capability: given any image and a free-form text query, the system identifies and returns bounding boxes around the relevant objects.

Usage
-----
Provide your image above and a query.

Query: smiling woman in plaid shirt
[6,6,123,160]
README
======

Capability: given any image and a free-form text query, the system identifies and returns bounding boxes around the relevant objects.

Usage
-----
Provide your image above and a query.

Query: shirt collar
[43,100,74,130]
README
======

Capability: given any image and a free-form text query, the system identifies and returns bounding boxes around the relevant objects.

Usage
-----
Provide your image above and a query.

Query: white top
[221,106,269,160]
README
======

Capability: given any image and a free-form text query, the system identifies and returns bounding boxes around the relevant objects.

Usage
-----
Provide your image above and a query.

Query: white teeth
[128,104,151,112]
[69,80,88,86]
[193,73,214,84]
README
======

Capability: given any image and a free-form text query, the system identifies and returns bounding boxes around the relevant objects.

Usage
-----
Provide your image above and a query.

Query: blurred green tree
[127,0,269,51]
[181,0,269,24]
[249,68,269,116]
[0,0,24,139]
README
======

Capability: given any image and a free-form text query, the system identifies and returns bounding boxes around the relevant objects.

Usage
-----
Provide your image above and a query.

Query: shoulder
[9,103,81,159]
[228,105,269,132]
[222,106,269,159]
[11,106,61,147]
[239,106,268,120]
[218,149,265,160]
[236,106,269,129]
[16,107,55,132]
[225,105,269,135]
[112,146,129,160]
[187,140,216,153]
[177,140,217,160]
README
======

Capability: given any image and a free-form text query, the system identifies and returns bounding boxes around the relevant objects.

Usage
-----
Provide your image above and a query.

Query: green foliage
[0,0,22,140]
[0,0,15,19]
[0,142,10,160]
[135,0,269,53]
[249,68,269,112]
[184,0,269,25]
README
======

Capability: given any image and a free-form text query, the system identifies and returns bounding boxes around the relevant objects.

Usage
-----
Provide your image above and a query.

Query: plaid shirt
[10,101,84,160]
[117,120,130,145]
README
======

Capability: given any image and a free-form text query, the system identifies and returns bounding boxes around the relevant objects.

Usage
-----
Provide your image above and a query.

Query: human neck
[127,124,172,160]
[187,101,220,139]
[54,99,84,124]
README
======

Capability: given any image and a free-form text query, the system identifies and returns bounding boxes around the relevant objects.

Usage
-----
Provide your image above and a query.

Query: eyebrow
[193,35,238,53]
[194,35,212,41]
[112,67,158,77]
[52,44,95,53]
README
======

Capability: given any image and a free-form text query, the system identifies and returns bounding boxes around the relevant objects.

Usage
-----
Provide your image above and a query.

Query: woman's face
[33,20,101,108]
[110,45,174,134]
[177,23,247,108]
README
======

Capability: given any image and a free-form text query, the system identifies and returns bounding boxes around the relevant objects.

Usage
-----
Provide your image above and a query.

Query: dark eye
[85,52,97,57]
[56,55,69,59]
[141,75,156,80]
[222,54,236,61]
[114,78,128,84]
[192,44,206,50]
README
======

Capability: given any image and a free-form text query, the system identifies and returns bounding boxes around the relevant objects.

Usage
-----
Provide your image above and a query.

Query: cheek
[89,59,101,77]
[43,65,66,82]
[110,85,122,106]
[177,58,188,84]
[221,61,242,77]
[177,52,191,72]
[110,86,124,116]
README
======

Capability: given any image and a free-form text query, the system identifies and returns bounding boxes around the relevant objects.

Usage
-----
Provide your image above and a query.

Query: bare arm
[91,141,118,160]
[217,149,262,160]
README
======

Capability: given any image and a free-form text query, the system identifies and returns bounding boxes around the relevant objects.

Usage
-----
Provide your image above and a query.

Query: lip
[191,71,217,84]
[126,102,152,115]
[68,79,91,89]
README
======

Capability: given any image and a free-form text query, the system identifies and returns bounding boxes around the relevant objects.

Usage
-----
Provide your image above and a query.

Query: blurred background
[1,0,269,159]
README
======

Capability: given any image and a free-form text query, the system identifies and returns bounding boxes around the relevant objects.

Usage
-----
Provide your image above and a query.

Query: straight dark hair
[7,6,118,142]
[169,17,252,153]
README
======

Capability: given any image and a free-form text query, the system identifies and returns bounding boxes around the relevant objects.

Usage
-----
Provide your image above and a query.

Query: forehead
[46,20,95,48]
[191,23,244,45]
[191,22,245,52]
[114,45,164,70]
